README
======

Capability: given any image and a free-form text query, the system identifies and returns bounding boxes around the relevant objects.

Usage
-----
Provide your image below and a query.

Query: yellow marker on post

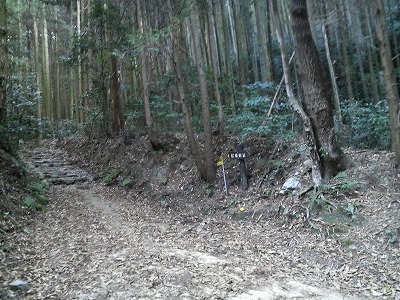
[217,156,228,193]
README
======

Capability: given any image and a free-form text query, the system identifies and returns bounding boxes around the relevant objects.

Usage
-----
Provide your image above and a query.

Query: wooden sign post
[228,144,249,191]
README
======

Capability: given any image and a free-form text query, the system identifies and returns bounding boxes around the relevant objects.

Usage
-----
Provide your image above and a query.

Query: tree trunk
[190,4,216,182]
[0,0,7,128]
[254,0,274,82]
[33,16,43,139]
[289,0,352,179]
[111,55,123,134]
[272,0,322,186]
[206,0,224,135]
[322,24,342,129]
[338,0,354,100]
[137,0,153,138]
[374,0,400,167]
[42,4,52,122]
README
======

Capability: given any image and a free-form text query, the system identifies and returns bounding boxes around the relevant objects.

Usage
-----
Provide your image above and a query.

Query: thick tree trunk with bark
[374,0,400,168]
[289,0,352,179]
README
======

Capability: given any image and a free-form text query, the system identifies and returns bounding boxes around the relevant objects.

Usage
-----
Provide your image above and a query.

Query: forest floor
[1,136,399,299]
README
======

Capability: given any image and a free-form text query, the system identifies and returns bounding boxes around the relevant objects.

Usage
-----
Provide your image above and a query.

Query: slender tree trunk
[350,1,369,100]
[137,0,153,138]
[172,37,206,179]
[221,0,235,112]
[248,1,259,82]
[111,55,123,134]
[54,7,61,123]
[0,0,7,128]
[190,4,216,182]
[255,0,274,82]
[232,0,249,84]
[206,0,224,134]
[168,0,206,179]
[338,0,354,100]
[322,24,342,129]
[289,0,352,179]
[365,4,381,102]
[42,4,52,122]
[33,17,43,138]
[374,0,400,167]
[77,0,84,123]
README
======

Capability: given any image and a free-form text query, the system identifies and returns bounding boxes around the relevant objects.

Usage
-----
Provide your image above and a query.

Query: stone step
[20,148,91,186]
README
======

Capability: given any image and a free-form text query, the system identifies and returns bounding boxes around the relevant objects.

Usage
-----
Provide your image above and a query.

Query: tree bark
[42,4,52,122]
[111,55,124,134]
[272,0,322,186]
[206,0,224,135]
[289,0,352,179]
[137,0,153,138]
[190,3,216,182]
[322,24,342,129]
[254,0,274,82]
[0,0,7,127]
[374,0,400,167]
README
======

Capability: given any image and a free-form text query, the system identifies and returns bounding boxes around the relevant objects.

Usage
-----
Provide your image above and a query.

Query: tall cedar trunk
[167,0,206,179]
[289,0,352,179]
[364,5,380,102]
[33,16,43,138]
[171,33,206,179]
[190,4,216,182]
[254,0,274,82]
[232,0,249,84]
[42,4,52,122]
[206,0,224,134]
[137,0,153,138]
[374,0,400,167]
[0,0,6,129]
[338,0,354,100]
[77,0,84,123]
[111,55,123,134]
[101,4,110,137]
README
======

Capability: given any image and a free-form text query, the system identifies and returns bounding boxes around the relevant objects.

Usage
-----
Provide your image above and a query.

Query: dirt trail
[3,183,362,300]
[1,146,398,299]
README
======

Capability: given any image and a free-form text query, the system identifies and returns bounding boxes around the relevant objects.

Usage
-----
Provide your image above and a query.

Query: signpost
[217,144,249,192]
[233,144,249,191]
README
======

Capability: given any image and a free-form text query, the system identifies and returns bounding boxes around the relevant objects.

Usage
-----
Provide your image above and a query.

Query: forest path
[2,147,376,299]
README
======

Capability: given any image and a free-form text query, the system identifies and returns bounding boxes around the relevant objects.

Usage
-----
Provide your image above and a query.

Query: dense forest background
[1,0,399,180]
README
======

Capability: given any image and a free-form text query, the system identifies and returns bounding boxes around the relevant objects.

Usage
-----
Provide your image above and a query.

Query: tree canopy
[1,0,400,180]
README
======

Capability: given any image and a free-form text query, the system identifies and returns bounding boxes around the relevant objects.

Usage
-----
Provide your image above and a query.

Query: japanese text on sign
[228,153,246,159]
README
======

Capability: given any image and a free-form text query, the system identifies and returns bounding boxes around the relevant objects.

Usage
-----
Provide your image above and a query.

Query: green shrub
[342,100,390,150]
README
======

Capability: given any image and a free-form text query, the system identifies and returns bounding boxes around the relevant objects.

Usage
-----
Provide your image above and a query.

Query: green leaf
[347,203,355,216]
[122,178,134,187]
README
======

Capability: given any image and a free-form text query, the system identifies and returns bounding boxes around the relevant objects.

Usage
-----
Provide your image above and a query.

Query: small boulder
[280,177,302,194]
[9,280,29,292]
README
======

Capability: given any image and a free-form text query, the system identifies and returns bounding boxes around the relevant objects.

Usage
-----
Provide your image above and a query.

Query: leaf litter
[0,138,399,299]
